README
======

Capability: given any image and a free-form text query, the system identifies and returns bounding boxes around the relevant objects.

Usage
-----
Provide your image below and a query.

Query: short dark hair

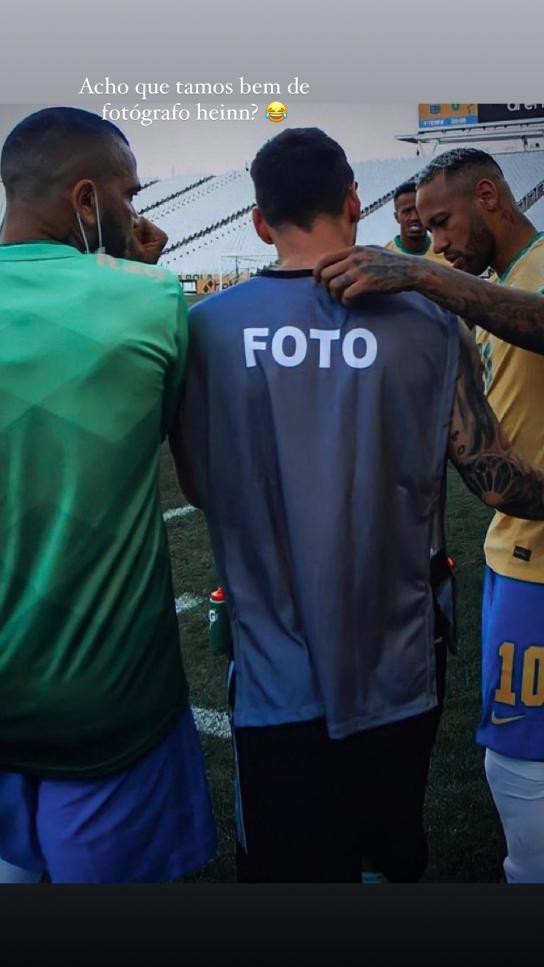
[393,180,417,202]
[250,127,354,230]
[415,148,504,188]
[1,107,130,200]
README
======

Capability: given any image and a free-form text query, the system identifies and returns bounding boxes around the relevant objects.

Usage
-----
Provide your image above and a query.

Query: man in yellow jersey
[313,147,544,882]
[385,180,447,264]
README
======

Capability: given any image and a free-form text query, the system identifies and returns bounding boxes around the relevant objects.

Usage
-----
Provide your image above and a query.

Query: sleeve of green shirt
[169,300,206,508]
[161,281,189,440]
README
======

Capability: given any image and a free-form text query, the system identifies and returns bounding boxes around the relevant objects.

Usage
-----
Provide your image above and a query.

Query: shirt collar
[498,231,544,284]
[0,241,83,262]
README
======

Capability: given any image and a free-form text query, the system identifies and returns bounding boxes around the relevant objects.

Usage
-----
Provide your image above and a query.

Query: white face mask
[76,187,105,255]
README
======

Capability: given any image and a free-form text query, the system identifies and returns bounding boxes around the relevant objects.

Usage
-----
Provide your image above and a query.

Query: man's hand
[315,243,544,355]
[128,216,168,264]
[313,245,421,304]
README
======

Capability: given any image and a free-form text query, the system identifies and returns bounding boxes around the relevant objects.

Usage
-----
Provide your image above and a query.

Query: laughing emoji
[265,101,287,123]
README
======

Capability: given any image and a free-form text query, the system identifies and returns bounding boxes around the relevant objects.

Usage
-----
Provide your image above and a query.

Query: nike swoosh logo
[491,713,525,725]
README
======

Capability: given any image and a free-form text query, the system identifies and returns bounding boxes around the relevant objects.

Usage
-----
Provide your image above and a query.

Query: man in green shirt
[0,107,216,883]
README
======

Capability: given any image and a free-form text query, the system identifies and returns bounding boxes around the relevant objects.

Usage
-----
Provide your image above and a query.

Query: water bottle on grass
[208,587,232,656]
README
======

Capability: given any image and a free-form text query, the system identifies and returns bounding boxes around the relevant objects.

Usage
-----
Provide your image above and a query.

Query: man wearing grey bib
[175,128,544,882]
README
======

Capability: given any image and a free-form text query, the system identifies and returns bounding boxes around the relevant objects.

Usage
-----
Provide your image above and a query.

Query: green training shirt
[0,242,189,777]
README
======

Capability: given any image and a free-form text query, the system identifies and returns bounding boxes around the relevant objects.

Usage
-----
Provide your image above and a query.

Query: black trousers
[233,643,446,883]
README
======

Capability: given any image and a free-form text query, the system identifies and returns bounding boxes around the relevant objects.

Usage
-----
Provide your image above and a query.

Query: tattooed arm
[449,321,544,518]
[313,246,544,354]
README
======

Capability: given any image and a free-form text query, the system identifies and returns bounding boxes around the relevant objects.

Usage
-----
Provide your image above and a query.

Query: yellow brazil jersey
[385,235,448,264]
[476,231,544,583]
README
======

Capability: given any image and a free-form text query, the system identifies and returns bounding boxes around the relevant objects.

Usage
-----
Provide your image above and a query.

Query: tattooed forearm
[449,322,544,519]
[452,330,496,452]
[415,262,544,355]
[459,455,544,520]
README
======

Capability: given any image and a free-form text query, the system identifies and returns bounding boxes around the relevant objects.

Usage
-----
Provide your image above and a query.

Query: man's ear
[252,207,274,245]
[347,183,362,223]
[475,177,500,213]
[70,179,98,227]
[393,208,400,225]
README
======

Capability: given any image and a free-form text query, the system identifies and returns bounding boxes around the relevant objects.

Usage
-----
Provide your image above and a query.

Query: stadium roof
[526,193,544,231]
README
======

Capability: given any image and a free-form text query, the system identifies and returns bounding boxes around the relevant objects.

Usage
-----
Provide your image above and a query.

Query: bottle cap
[210,587,226,602]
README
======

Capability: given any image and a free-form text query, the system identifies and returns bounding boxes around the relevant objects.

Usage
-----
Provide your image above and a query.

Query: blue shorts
[476,566,544,760]
[0,706,217,883]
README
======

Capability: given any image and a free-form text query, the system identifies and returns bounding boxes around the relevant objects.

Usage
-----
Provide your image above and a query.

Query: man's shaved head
[1,107,141,258]
[1,107,132,201]
[415,148,520,277]
[416,148,509,197]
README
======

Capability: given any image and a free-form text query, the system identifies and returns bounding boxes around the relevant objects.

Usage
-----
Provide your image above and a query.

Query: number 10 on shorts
[495,642,544,707]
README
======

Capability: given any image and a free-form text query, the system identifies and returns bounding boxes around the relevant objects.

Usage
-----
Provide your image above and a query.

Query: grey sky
[2,0,543,182]
[130,104,420,178]
[2,0,543,104]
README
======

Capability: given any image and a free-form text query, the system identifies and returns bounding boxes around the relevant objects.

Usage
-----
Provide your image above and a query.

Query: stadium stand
[144,149,544,284]
[526,192,544,230]
[499,151,544,199]
[357,149,544,248]
[137,173,214,213]
[161,208,273,280]
[356,199,397,246]
[150,170,254,239]
[4,149,542,277]
[351,157,429,209]
[155,157,436,281]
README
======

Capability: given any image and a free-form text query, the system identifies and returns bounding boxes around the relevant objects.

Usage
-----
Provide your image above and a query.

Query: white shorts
[485,748,544,883]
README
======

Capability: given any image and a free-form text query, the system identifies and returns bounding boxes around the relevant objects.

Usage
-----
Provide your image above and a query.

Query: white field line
[163,504,197,522]
[165,503,229,740]
[192,706,231,740]
[175,594,230,739]
[175,592,205,614]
